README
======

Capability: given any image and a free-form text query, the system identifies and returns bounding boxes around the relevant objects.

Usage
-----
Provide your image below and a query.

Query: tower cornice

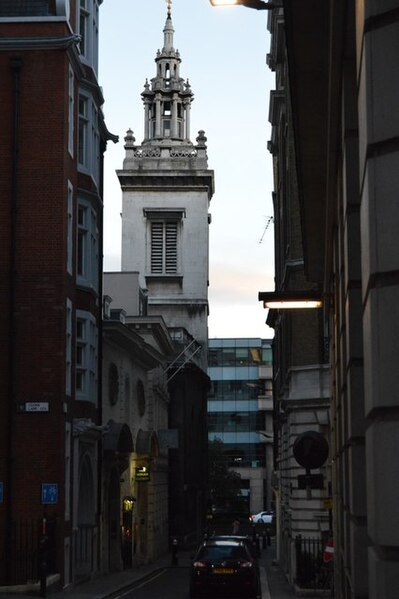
[116,173,215,201]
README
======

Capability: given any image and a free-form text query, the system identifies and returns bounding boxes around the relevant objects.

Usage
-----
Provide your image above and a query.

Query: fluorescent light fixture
[264,299,322,309]
[209,0,278,9]
[258,291,323,309]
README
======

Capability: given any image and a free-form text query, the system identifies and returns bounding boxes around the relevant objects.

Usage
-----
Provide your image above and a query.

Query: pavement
[0,539,299,599]
[262,540,299,599]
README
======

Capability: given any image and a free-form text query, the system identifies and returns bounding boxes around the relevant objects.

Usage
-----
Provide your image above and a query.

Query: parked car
[249,510,274,524]
[189,538,261,598]
[211,535,260,559]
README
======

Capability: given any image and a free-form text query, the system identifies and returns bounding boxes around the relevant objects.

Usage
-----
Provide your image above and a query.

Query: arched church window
[137,379,146,417]
[163,119,171,137]
[125,376,131,422]
[108,362,119,406]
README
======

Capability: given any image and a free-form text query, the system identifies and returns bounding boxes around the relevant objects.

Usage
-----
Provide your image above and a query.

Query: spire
[140,4,195,145]
[163,1,174,52]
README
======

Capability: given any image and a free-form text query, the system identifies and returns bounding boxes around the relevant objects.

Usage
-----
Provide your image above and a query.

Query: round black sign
[293,431,329,470]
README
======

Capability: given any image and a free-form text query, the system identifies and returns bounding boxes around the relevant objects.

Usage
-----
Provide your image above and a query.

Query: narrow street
[91,541,288,599]
[109,567,188,599]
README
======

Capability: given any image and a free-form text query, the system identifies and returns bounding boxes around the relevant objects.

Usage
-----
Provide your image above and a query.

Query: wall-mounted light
[258,290,323,309]
[209,0,279,10]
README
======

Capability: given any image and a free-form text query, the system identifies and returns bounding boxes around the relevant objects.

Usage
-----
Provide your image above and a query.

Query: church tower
[118,3,214,367]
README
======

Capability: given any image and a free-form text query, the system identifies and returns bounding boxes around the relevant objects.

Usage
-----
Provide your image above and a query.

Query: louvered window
[151,221,178,274]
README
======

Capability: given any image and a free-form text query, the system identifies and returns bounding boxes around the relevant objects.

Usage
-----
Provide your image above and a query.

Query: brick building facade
[0,0,116,587]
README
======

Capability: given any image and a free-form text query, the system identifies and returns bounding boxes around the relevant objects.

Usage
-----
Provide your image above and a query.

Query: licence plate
[213,568,234,574]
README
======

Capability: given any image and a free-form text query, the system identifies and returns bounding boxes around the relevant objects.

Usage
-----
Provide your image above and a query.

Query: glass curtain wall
[208,338,273,469]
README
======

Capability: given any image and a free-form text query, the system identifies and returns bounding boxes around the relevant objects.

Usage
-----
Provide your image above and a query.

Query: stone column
[171,95,178,138]
[144,101,150,140]
[185,102,191,141]
[155,96,161,138]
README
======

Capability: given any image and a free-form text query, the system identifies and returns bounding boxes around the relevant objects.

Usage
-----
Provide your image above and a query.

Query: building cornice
[124,316,175,356]
[117,173,215,199]
[0,33,80,51]
[103,320,165,369]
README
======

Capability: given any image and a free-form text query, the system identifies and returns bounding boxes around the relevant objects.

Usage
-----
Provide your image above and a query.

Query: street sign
[25,402,49,413]
[297,473,324,490]
[323,497,333,510]
[293,431,329,470]
[323,538,334,563]
[41,483,58,504]
[0,482,3,503]
[135,466,150,481]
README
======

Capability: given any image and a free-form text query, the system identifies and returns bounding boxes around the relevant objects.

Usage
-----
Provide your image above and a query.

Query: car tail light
[193,560,207,569]
[239,560,253,569]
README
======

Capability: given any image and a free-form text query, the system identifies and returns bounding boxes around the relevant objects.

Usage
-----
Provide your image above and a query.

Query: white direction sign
[25,402,49,412]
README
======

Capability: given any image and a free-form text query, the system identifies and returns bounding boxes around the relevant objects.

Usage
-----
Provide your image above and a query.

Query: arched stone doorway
[102,420,134,571]
[134,429,162,563]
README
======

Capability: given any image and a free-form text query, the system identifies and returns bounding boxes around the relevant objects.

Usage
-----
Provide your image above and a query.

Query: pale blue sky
[99,0,275,338]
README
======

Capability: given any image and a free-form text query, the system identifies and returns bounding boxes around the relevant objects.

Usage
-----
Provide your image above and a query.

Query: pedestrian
[265,525,271,546]
[250,524,260,557]
[232,519,240,534]
[171,537,178,566]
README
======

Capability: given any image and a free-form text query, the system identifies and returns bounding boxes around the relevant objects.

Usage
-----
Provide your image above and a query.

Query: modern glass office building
[208,338,274,514]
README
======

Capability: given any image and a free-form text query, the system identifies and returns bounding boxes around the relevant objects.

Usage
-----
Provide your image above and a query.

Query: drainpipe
[6,56,23,584]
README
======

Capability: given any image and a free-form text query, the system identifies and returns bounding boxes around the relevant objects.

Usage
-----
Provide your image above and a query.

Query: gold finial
[166,0,172,17]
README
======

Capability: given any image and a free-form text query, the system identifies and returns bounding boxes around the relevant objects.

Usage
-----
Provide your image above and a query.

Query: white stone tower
[117,4,214,368]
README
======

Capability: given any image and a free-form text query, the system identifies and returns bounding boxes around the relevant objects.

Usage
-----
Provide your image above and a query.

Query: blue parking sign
[41,483,58,505]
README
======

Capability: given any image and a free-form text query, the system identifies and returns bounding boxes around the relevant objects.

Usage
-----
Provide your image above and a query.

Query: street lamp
[209,0,279,10]
[258,290,323,309]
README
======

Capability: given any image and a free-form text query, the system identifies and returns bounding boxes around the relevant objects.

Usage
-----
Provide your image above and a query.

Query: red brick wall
[0,12,102,584]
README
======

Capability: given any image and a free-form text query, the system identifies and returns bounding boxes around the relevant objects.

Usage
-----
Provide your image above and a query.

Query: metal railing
[9,518,57,585]
[295,535,333,592]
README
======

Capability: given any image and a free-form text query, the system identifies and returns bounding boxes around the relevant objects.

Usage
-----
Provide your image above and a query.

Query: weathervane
[166,0,172,17]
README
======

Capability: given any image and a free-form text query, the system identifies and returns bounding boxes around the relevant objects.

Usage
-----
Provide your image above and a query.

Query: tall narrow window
[91,104,99,183]
[151,221,178,274]
[66,298,72,396]
[78,91,100,185]
[78,95,88,167]
[67,182,73,275]
[79,0,99,73]
[77,198,99,291]
[92,0,99,73]
[76,310,98,403]
[165,222,177,272]
[76,316,86,393]
[163,119,171,137]
[77,203,87,279]
[68,66,74,156]
[65,423,71,520]
[79,0,89,57]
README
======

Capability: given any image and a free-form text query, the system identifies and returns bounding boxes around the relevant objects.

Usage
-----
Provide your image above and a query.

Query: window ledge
[145,274,183,285]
